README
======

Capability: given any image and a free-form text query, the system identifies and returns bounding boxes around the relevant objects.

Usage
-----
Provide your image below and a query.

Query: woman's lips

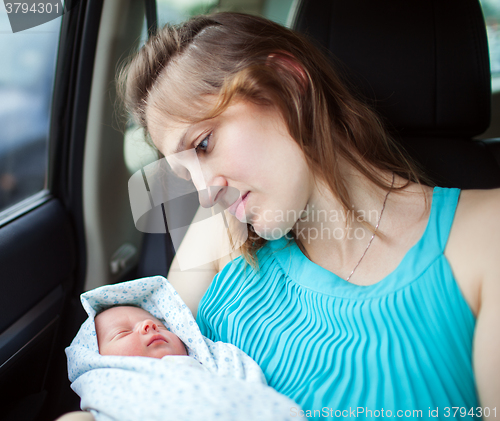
[148,335,167,346]
[228,192,249,221]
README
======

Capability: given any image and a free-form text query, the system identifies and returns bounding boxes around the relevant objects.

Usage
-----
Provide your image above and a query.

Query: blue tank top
[197,187,479,419]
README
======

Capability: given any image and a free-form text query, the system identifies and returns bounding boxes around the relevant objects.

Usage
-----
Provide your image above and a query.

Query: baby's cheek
[174,337,188,356]
[128,341,147,357]
[103,339,142,357]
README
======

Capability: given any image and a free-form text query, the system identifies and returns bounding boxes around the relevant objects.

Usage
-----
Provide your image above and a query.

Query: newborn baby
[95,305,188,358]
[94,305,207,374]
[66,276,301,421]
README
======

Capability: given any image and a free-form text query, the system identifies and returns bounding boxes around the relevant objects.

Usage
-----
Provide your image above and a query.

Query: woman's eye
[195,132,212,153]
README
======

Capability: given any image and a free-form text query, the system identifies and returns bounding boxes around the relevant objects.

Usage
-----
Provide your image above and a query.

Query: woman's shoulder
[450,188,500,245]
[456,187,500,213]
[445,187,500,316]
[456,187,500,269]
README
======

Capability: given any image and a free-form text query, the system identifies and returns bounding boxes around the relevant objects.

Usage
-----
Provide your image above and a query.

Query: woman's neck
[291,166,428,280]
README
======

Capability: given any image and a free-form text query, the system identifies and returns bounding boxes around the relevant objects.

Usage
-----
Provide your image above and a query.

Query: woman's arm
[474,273,500,409]
[471,190,500,408]
[55,412,94,421]
[167,205,241,317]
[447,189,500,408]
[167,254,218,318]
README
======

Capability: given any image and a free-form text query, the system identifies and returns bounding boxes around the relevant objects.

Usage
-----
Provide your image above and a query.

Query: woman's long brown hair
[117,12,428,269]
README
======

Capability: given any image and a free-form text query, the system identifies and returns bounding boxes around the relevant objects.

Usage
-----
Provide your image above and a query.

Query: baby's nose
[141,319,158,333]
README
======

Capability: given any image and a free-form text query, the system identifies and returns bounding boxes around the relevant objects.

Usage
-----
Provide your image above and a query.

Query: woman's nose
[190,165,228,208]
[166,149,227,208]
[198,185,227,208]
[140,319,158,334]
[167,149,208,190]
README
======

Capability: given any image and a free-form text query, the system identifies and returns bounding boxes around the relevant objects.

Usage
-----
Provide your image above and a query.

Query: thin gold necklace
[346,173,394,282]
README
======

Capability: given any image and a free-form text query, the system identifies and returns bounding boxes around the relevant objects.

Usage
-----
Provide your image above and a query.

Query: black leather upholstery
[294,0,500,188]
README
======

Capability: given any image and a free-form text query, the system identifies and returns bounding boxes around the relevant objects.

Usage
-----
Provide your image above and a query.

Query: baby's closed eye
[113,330,131,339]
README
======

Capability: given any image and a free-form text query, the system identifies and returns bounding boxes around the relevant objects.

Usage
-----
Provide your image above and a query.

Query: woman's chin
[252,224,292,241]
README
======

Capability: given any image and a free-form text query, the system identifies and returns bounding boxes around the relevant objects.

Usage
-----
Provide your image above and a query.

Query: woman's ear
[266,52,308,91]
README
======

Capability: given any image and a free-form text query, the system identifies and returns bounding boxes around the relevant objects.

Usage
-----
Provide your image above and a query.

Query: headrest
[294,0,491,138]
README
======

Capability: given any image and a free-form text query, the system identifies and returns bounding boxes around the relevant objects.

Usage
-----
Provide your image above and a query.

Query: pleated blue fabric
[197,187,479,419]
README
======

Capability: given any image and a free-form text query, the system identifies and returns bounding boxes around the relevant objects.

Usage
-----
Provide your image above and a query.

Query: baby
[66,276,301,421]
[95,305,188,358]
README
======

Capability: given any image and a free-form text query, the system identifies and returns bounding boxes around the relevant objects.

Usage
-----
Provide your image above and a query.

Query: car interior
[0,0,499,420]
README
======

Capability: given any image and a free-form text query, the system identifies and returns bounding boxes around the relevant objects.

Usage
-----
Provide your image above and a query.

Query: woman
[119,12,499,417]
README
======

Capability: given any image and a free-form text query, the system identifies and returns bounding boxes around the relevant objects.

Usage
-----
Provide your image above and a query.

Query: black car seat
[293,0,500,189]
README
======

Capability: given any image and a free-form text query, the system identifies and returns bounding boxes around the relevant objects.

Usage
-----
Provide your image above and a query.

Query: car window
[480,0,500,92]
[0,3,61,214]
[157,0,217,25]
[262,0,296,27]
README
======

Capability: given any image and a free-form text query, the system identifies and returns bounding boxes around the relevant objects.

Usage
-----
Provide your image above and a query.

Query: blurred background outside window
[0,3,61,213]
[480,0,500,91]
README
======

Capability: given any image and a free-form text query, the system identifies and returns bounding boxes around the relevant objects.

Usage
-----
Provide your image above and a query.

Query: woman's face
[148,100,314,240]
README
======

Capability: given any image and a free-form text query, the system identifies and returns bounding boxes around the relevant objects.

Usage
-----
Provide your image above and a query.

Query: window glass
[480,0,500,92]
[262,0,296,27]
[157,0,217,26]
[0,4,61,213]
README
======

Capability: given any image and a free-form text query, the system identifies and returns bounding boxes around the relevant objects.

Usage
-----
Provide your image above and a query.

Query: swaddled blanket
[66,276,300,421]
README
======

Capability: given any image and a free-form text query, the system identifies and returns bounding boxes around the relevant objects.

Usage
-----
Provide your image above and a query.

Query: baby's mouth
[148,335,167,346]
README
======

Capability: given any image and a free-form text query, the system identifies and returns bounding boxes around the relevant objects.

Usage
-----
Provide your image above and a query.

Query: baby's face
[95,306,187,358]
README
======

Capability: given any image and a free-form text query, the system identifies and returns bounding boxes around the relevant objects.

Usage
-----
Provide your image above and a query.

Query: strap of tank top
[426,187,461,253]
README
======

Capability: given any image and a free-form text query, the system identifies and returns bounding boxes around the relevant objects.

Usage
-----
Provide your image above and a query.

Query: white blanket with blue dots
[66,276,300,421]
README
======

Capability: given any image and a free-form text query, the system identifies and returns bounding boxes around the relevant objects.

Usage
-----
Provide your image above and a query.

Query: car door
[0,1,103,420]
